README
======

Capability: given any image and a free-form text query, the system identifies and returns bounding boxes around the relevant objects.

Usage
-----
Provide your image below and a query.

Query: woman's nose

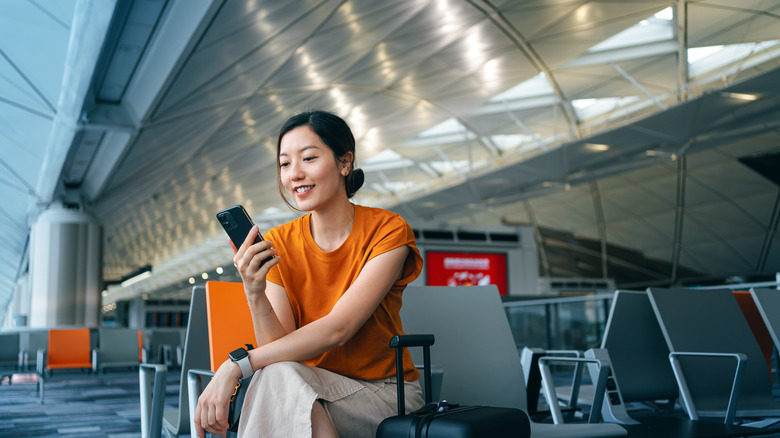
[289,161,304,180]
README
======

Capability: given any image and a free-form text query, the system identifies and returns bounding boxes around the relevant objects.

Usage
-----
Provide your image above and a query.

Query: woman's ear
[340,152,353,176]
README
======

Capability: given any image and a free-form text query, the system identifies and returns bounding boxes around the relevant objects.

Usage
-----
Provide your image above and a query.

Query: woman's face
[278,125,351,212]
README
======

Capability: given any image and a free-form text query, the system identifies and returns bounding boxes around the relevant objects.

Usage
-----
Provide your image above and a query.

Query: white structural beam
[35,0,118,203]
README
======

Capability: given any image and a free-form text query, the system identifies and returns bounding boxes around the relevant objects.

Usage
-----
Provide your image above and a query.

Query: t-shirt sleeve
[263,228,284,287]
[368,215,423,286]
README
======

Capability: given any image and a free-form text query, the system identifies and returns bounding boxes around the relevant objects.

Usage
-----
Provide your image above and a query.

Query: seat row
[526,287,780,436]
[140,282,780,438]
[140,282,627,438]
[0,325,187,403]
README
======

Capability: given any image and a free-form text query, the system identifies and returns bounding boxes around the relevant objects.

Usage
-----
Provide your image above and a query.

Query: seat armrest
[538,356,611,425]
[544,350,585,409]
[159,345,173,366]
[188,368,216,437]
[92,349,98,373]
[36,349,46,375]
[139,363,168,438]
[668,351,747,425]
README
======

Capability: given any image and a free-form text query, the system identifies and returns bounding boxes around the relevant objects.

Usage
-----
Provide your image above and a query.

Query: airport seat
[521,347,588,420]
[597,290,679,418]
[733,291,775,376]
[530,290,681,424]
[92,328,141,373]
[146,329,184,367]
[140,285,211,438]
[203,281,258,372]
[19,329,48,371]
[37,327,93,403]
[138,330,145,362]
[0,332,21,384]
[400,285,626,437]
[750,288,780,382]
[647,287,780,424]
[186,281,257,438]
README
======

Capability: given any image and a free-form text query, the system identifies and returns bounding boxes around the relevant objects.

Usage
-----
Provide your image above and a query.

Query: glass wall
[504,295,613,353]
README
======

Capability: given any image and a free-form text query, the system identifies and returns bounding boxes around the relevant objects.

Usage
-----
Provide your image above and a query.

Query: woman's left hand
[193,359,243,437]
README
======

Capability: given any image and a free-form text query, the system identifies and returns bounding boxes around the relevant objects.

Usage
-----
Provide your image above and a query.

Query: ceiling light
[722,92,758,101]
[645,150,678,160]
[584,143,610,152]
[216,266,223,274]
[121,265,152,287]
[202,273,209,280]
[188,277,195,284]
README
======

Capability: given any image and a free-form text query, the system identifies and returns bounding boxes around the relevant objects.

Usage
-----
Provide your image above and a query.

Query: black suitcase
[376,334,531,438]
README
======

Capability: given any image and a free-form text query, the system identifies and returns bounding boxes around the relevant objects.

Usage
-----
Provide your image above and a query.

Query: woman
[195,110,424,437]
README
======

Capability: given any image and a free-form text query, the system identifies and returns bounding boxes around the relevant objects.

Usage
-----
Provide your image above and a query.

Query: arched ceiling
[1,0,779,314]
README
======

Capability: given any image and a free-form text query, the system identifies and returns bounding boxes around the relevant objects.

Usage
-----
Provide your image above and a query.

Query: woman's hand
[230,225,279,303]
[194,359,243,438]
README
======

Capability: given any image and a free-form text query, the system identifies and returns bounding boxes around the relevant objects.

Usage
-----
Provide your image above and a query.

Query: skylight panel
[588,8,673,53]
[489,73,553,102]
[688,45,724,64]
[361,149,414,172]
[572,96,641,120]
[489,134,534,151]
[689,41,780,77]
[429,160,469,174]
[377,180,417,193]
[418,117,467,138]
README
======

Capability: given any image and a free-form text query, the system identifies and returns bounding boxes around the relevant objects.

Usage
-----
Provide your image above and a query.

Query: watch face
[229,347,248,361]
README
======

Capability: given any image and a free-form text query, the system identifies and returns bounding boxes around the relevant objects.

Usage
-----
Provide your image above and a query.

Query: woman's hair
[276,110,364,208]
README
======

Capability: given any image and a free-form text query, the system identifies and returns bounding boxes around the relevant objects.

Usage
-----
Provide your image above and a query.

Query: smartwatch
[229,347,253,379]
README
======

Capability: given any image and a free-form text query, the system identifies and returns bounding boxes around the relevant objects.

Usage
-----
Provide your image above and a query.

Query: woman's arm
[246,244,409,369]
[229,225,296,345]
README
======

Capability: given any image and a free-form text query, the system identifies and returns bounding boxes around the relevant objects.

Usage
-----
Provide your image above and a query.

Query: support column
[29,204,102,327]
[675,0,690,102]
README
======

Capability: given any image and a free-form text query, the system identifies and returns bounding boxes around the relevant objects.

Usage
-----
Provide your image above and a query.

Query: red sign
[426,252,508,295]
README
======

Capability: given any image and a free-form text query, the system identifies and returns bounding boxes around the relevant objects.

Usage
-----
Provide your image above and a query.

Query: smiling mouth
[295,185,314,195]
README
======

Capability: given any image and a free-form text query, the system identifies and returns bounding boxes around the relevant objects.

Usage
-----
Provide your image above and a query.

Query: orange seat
[205,281,258,372]
[733,290,774,377]
[47,328,92,370]
[138,330,144,362]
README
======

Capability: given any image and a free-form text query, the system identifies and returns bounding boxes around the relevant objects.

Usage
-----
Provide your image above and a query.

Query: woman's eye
[279,162,289,168]
[303,156,317,162]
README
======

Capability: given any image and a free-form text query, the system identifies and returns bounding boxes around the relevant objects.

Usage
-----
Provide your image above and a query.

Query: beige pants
[238,361,424,437]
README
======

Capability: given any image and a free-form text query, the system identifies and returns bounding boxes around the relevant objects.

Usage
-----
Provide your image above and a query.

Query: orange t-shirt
[264,205,423,381]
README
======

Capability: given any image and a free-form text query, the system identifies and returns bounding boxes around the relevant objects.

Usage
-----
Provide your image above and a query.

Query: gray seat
[0,332,20,383]
[93,328,140,372]
[749,288,780,382]
[600,290,679,406]
[147,329,184,366]
[19,329,48,371]
[647,287,780,422]
[401,285,626,437]
[140,285,210,438]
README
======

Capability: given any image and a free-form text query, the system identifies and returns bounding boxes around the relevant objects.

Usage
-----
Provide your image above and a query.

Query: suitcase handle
[389,334,434,415]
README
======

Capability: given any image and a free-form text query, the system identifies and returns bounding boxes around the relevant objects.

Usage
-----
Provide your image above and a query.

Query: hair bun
[345,168,365,198]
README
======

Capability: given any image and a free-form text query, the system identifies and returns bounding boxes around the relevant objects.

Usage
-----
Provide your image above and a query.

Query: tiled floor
[0,370,181,438]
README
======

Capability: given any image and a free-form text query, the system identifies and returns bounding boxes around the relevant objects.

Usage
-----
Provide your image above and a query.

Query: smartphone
[216,205,272,265]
